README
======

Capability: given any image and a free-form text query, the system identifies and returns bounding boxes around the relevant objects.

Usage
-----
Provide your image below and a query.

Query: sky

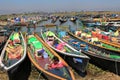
[0,0,120,14]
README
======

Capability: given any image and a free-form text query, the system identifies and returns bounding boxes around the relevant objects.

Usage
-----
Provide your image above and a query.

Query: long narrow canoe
[0,29,8,53]
[27,34,75,80]
[68,30,120,56]
[44,23,56,28]
[89,28,120,48]
[67,30,120,75]
[0,31,26,71]
[99,39,120,48]
[70,17,77,23]
[41,29,90,76]
[59,17,67,24]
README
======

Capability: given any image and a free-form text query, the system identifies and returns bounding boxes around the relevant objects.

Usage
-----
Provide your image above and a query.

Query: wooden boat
[0,21,8,26]
[0,31,26,71]
[51,17,57,23]
[59,17,67,24]
[27,34,75,80]
[44,23,56,28]
[68,30,120,75]
[13,22,28,26]
[93,28,120,47]
[70,17,77,23]
[0,29,8,53]
[70,29,120,54]
[99,39,120,48]
[41,30,90,76]
[85,28,120,49]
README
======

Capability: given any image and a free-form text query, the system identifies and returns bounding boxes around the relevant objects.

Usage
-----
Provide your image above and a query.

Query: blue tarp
[73,58,83,63]
[58,31,66,38]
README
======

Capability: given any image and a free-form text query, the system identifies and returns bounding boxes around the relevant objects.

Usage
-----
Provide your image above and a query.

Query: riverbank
[0,63,120,80]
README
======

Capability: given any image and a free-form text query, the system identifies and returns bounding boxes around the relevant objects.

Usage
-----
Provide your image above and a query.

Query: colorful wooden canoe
[70,30,120,55]
[0,29,8,53]
[27,34,75,80]
[41,29,90,76]
[0,31,26,71]
[68,30,120,75]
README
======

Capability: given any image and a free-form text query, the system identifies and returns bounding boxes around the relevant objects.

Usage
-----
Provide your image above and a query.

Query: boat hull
[27,34,75,80]
[83,51,120,75]
[68,31,120,56]
[0,31,26,71]
[68,31,120,75]
[56,51,89,75]
[0,30,9,53]
[41,30,90,77]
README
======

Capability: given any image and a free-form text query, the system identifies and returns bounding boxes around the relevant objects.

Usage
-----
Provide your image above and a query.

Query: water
[21,19,83,33]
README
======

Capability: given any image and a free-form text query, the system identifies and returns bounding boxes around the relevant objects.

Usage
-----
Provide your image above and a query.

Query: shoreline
[0,63,120,80]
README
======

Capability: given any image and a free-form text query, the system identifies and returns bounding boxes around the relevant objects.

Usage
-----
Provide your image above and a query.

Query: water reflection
[21,19,83,33]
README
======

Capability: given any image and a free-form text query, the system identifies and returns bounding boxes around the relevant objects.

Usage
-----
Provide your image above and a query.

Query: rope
[115,60,118,75]
[38,71,42,80]
[63,54,66,60]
